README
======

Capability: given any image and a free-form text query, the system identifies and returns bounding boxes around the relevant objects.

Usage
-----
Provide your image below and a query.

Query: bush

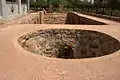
[30,2,41,8]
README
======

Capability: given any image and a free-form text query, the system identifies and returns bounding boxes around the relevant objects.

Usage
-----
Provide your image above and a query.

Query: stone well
[18,29,120,59]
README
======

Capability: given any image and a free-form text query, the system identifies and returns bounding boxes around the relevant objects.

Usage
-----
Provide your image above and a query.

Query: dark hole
[57,44,74,59]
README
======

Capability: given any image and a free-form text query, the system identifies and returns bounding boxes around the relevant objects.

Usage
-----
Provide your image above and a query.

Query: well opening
[18,29,120,59]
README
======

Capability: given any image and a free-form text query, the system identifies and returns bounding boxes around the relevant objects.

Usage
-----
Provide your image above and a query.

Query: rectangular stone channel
[43,12,107,25]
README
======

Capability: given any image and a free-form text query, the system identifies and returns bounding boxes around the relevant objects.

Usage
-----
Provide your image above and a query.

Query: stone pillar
[18,0,22,14]
[39,11,44,24]
[0,0,6,18]
[27,0,30,13]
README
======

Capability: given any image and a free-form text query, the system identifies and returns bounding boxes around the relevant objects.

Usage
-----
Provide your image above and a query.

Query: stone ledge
[83,12,120,23]
[67,12,119,25]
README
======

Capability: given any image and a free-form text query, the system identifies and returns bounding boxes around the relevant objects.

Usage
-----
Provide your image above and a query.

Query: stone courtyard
[0,10,120,80]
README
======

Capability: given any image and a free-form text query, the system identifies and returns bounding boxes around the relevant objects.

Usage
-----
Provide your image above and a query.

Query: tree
[30,2,41,9]
[37,0,47,8]
[107,0,120,15]
[107,0,119,9]
[47,0,69,7]
[47,0,59,7]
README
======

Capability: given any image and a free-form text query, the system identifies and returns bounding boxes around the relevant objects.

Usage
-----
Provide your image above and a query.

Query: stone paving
[0,13,120,80]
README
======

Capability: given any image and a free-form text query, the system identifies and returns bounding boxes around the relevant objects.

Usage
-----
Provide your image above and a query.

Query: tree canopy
[30,0,120,10]
[107,0,120,9]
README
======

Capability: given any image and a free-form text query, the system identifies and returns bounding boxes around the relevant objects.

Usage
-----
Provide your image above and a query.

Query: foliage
[47,0,59,7]
[30,0,120,11]
[38,0,47,8]
[47,0,69,7]
[30,2,41,8]
[107,0,120,9]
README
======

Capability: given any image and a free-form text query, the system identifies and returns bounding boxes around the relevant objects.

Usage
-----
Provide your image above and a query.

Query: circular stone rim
[17,28,120,60]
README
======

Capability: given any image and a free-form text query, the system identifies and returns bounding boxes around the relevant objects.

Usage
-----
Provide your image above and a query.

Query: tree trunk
[87,8,89,12]
[96,8,98,13]
[102,7,105,14]
[110,9,113,16]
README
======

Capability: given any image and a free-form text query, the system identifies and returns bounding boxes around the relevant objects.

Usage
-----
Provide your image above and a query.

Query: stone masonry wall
[43,12,106,25]
[43,13,67,24]
[2,13,40,25]
[67,12,106,25]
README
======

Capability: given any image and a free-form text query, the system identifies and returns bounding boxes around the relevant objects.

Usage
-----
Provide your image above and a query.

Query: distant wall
[0,5,2,17]
[0,2,28,19]
[21,4,27,14]
[3,3,19,18]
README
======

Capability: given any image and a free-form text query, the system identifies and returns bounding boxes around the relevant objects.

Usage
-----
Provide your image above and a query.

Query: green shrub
[30,2,41,8]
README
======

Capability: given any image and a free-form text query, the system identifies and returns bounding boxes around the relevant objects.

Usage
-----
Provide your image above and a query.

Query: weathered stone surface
[43,13,67,24]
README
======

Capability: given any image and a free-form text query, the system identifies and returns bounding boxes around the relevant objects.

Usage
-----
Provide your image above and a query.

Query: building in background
[0,0,30,19]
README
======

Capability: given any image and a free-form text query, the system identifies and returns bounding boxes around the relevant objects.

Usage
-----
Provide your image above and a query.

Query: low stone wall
[82,12,120,22]
[67,12,106,25]
[3,13,40,25]
[43,13,67,24]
